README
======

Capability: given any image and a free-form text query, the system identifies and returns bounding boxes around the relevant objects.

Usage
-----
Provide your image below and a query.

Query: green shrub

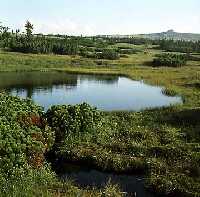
[96,49,120,60]
[161,88,178,96]
[153,53,187,67]
[46,103,102,145]
[0,93,54,175]
[0,166,57,197]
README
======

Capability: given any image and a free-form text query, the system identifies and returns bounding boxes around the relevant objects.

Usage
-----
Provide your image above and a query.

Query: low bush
[96,49,120,60]
[79,48,120,60]
[0,93,54,175]
[0,166,57,197]
[46,103,103,147]
[153,53,187,67]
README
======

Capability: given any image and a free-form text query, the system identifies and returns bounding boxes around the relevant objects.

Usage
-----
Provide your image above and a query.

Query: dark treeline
[101,36,154,45]
[158,39,200,53]
[100,37,200,53]
[0,21,79,55]
[153,53,187,67]
[8,35,79,55]
[0,21,119,58]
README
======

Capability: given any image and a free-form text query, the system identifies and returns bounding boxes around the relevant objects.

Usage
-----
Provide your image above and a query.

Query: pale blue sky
[0,0,199,35]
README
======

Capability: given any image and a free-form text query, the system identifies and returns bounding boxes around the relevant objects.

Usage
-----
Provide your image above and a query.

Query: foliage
[8,35,79,55]
[102,36,153,45]
[0,22,11,48]
[0,164,123,197]
[79,48,120,60]
[153,53,187,67]
[79,37,109,48]
[25,20,34,40]
[46,105,200,196]
[96,49,120,60]
[0,95,124,196]
[46,103,103,149]
[158,39,200,53]
[0,93,55,175]
[0,22,79,55]
[0,166,57,197]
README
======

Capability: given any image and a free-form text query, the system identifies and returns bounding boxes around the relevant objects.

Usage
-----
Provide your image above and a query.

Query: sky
[0,0,200,35]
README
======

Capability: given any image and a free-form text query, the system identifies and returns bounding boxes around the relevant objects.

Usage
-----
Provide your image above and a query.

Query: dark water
[59,163,154,197]
[0,71,182,111]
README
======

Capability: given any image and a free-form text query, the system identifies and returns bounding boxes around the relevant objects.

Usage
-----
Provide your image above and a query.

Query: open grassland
[0,46,200,196]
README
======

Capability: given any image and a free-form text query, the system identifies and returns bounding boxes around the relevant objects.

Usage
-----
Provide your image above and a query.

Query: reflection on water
[59,163,154,197]
[0,71,182,111]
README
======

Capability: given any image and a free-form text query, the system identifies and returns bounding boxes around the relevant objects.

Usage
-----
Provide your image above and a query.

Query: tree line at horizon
[1,21,200,57]
[0,21,79,55]
[158,39,200,53]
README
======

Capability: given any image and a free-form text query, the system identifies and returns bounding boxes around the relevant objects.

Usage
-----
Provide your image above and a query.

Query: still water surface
[59,163,155,197]
[0,72,182,111]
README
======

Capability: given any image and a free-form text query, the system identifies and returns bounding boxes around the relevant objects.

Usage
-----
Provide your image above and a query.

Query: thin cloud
[18,18,96,36]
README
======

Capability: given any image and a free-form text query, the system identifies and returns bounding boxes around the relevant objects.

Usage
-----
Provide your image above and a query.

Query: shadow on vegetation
[185,81,200,89]
[158,108,200,126]
[153,107,200,143]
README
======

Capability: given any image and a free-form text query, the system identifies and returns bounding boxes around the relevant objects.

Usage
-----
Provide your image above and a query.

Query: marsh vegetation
[0,21,200,196]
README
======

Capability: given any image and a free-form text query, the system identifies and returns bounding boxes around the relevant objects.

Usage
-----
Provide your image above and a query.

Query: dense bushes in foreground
[0,93,54,174]
[0,94,123,196]
[46,103,103,147]
[0,93,199,196]
[46,104,200,196]
[0,93,56,195]
[153,53,187,67]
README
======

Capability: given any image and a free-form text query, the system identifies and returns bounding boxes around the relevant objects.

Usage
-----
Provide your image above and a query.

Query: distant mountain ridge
[137,30,200,41]
[98,30,200,41]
